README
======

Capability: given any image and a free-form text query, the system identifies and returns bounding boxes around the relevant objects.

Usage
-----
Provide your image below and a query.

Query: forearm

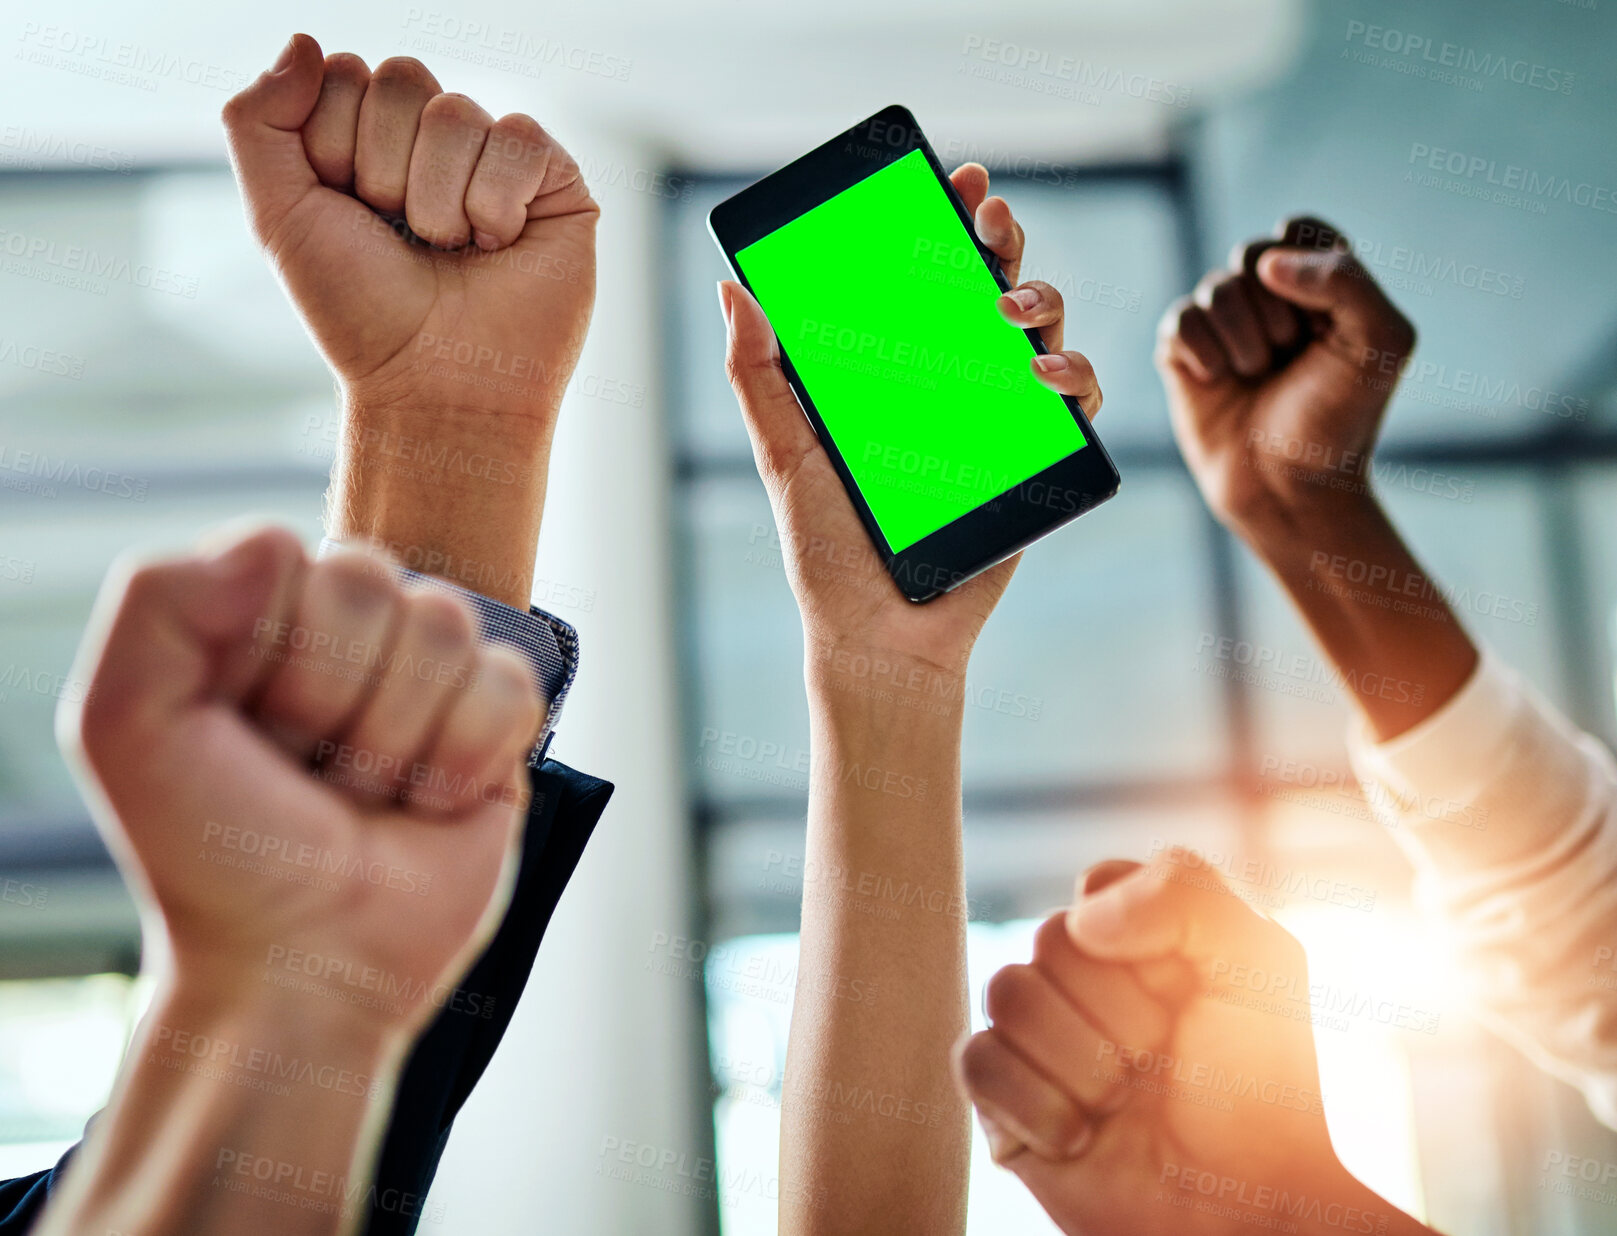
[1237,489,1477,742]
[779,651,972,1235]
[330,396,554,608]
[37,980,408,1236]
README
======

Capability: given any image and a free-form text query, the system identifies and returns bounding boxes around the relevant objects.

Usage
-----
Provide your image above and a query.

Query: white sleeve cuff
[1347,646,1524,811]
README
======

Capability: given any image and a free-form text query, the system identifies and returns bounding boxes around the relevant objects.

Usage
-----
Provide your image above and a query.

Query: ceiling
[4,0,1301,169]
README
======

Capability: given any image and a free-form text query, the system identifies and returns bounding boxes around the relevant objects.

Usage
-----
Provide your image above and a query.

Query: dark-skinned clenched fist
[1156,217,1416,533]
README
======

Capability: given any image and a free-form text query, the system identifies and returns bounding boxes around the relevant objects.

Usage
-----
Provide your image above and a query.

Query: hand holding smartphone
[710,105,1119,602]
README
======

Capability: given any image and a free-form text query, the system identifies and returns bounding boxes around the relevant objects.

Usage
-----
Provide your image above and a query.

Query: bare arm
[39,984,411,1236]
[221,33,598,610]
[784,662,972,1230]
[1160,217,1617,1128]
[719,163,1106,1234]
[1156,215,1475,741]
[38,527,539,1236]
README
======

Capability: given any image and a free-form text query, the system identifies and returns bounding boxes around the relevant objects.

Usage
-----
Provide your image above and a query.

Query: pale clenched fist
[221,33,597,423]
[59,525,542,1035]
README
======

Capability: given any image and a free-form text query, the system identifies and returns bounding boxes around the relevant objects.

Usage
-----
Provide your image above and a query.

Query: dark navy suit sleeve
[0,1144,73,1233]
[359,757,612,1235]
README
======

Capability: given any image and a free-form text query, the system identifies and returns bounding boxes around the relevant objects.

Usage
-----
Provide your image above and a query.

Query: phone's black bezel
[708,104,1121,603]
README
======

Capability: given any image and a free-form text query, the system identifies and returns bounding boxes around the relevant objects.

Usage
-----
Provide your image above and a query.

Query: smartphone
[708,104,1120,602]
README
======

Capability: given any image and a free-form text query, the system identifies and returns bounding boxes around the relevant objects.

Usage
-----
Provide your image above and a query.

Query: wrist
[1227,483,1387,571]
[331,395,554,608]
[144,970,408,1089]
[806,642,974,733]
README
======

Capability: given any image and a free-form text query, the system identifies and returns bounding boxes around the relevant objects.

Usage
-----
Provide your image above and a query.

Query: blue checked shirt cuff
[318,538,577,763]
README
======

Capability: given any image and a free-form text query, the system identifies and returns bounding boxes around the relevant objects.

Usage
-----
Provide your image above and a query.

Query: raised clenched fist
[59,525,542,1036]
[1156,216,1416,533]
[221,33,598,425]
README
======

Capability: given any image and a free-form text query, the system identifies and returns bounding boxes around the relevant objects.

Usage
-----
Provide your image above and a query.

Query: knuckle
[323,52,370,82]
[1045,1101,1088,1151]
[1158,296,1195,339]
[1206,278,1244,312]
[407,591,477,655]
[984,964,1040,1024]
[422,91,490,129]
[315,553,400,617]
[219,93,249,131]
[479,650,542,736]
[956,1032,1002,1093]
[1031,913,1069,962]
[492,112,545,147]
[371,56,434,90]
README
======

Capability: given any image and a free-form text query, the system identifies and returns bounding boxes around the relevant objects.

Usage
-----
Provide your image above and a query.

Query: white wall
[421,132,709,1236]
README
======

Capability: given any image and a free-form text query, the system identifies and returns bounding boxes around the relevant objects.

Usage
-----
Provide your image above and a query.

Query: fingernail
[1002,286,1040,312]
[1034,353,1070,373]
[271,36,298,74]
[474,229,500,252]
[716,280,733,326]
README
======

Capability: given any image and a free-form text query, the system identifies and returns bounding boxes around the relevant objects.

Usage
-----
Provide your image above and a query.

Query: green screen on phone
[735,148,1087,553]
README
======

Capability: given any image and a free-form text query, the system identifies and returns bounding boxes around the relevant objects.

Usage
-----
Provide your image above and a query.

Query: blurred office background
[2,0,1616,1231]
